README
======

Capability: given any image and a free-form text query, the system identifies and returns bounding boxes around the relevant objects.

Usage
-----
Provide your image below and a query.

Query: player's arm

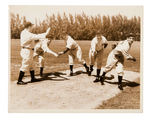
[29,27,51,40]
[122,50,136,62]
[58,47,70,56]
[102,36,108,48]
[42,40,58,57]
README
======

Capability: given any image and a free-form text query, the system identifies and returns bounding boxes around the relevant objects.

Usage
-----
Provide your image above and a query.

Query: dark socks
[70,65,73,72]
[90,65,94,71]
[102,72,106,77]
[96,69,101,77]
[83,63,88,68]
[18,71,25,82]
[30,70,35,80]
[118,76,123,85]
[40,67,43,76]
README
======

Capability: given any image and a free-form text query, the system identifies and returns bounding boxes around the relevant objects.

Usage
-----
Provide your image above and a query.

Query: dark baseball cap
[126,33,135,38]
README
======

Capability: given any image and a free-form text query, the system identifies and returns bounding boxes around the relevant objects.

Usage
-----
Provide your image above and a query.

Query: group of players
[16,22,136,90]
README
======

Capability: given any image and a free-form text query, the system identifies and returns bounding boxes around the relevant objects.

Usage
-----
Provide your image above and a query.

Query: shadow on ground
[104,78,140,88]
[26,72,70,83]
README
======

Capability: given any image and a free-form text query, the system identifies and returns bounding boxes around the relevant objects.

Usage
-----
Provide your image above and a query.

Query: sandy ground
[8,67,140,112]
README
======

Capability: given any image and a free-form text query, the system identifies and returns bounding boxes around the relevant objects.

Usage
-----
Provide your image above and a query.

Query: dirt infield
[8,67,140,112]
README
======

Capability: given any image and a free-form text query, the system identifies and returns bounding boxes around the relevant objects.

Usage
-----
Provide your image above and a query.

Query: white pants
[33,51,44,68]
[89,49,104,69]
[103,50,124,76]
[68,46,85,65]
[20,48,34,72]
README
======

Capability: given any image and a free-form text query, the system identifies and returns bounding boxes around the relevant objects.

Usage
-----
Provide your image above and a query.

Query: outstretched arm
[122,50,136,62]
[42,39,58,57]
[29,27,51,40]
[58,48,70,56]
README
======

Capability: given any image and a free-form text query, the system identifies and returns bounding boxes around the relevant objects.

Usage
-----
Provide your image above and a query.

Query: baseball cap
[126,33,135,38]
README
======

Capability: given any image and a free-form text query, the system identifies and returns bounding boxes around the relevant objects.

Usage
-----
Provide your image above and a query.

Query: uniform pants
[20,48,34,72]
[33,52,44,68]
[103,50,124,76]
[89,49,104,69]
[68,46,85,65]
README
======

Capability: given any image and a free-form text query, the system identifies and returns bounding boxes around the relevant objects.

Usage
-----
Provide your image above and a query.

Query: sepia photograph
[8,5,143,112]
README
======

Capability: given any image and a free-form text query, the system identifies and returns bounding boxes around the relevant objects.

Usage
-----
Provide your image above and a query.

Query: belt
[22,46,34,50]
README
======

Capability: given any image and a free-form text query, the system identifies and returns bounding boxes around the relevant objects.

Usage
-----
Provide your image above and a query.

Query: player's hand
[58,51,64,56]
[127,57,136,62]
[132,57,136,62]
[54,53,58,57]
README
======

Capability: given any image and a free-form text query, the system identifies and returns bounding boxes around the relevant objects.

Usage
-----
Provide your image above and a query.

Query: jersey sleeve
[66,37,72,49]
[90,37,97,51]
[102,36,108,45]
[28,32,46,40]
[41,39,57,56]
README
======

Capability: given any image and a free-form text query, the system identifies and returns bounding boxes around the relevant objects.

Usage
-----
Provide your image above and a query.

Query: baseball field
[9,39,141,111]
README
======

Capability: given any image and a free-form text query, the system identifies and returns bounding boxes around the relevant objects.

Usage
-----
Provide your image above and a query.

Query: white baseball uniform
[103,40,134,76]
[20,29,46,72]
[33,38,57,68]
[89,35,108,69]
[65,36,86,65]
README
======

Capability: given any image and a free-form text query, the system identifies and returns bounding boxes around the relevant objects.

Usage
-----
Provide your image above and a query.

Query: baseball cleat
[93,77,100,83]
[70,72,73,76]
[88,68,93,76]
[30,78,39,82]
[88,71,92,76]
[17,81,27,85]
[118,84,123,90]
[99,76,105,85]
[86,67,89,73]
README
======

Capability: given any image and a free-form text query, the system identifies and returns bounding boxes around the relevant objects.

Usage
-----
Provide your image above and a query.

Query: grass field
[10,39,140,81]
[10,39,141,109]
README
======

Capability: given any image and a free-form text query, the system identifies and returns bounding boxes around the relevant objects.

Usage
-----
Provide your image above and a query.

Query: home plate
[9,67,140,112]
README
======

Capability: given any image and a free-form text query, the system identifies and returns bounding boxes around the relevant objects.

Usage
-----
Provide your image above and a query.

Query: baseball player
[99,33,136,90]
[58,33,89,76]
[17,22,50,85]
[88,32,108,83]
[33,38,58,77]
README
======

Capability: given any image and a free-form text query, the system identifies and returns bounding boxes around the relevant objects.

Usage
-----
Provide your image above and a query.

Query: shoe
[99,76,105,85]
[40,73,43,77]
[86,67,89,73]
[93,77,100,83]
[88,68,93,76]
[88,71,92,76]
[30,78,39,83]
[118,84,123,90]
[17,81,27,85]
[70,72,73,76]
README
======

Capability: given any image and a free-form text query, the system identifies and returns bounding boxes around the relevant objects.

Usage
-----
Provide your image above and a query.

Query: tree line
[10,12,141,41]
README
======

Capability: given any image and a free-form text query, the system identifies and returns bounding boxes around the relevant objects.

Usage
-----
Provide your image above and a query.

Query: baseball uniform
[100,38,136,89]
[17,26,50,85]
[89,35,108,69]
[59,35,89,76]
[33,38,58,76]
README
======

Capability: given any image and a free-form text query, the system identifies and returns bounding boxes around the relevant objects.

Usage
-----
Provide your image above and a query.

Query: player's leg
[39,55,44,77]
[29,50,38,82]
[17,49,29,85]
[68,52,74,76]
[76,47,89,73]
[99,51,117,85]
[116,54,124,90]
[116,62,124,90]
[88,49,96,76]
[93,50,103,83]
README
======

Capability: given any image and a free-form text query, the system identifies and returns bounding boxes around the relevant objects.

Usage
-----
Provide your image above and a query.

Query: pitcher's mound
[9,67,140,112]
